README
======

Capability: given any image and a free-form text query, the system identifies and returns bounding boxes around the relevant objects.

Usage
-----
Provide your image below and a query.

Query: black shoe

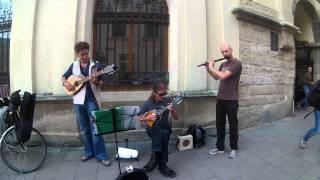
[158,163,176,178]
[142,153,158,172]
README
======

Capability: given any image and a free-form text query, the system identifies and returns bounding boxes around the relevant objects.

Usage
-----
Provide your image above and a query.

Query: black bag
[9,90,21,107]
[307,79,320,108]
[186,124,206,149]
[15,92,36,143]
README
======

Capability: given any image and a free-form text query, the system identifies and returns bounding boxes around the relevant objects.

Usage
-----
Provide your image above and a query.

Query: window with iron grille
[0,1,12,86]
[146,23,159,38]
[270,31,279,51]
[94,0,169,90]
[93,0,169,90]
[112,24,126,37]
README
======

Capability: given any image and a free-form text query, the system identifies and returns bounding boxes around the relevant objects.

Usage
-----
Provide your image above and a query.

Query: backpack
[0,97,10,108]
[186,124,206,149]
[307,79,320,108]
[0,106,9,134]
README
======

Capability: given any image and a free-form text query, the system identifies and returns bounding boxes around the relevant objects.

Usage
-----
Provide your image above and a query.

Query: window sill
[100,91,150,102]
[181,90,218,97]
[101,90,218,101]
[36,90,218,102]
[36,94,72,102]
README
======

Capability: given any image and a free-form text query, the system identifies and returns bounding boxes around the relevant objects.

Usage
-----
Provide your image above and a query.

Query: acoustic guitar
[64,64,116,96]
[145,95,183,128]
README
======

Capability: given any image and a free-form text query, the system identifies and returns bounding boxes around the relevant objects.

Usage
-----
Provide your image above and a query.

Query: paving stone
[264,154,288,167]
[54,161,79,180]
[278,162,306,178]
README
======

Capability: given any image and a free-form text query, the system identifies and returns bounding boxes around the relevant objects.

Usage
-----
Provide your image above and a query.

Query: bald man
[206,43,242,159]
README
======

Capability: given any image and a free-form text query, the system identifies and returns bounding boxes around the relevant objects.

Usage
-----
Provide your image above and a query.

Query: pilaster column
[10,0,38,92]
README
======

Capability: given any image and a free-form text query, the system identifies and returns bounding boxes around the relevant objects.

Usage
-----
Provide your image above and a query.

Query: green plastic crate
[93,107,123,135]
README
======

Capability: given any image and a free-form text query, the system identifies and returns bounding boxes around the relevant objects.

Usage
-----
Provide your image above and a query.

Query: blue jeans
[303,110,320,141]
[74,99,108,160]
[298,85,310,107]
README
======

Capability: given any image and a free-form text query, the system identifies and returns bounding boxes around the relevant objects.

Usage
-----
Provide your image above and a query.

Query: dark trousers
[216,99,239,151]
[146,123,171,163]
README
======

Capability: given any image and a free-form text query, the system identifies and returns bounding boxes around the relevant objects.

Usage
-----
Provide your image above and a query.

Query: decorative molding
[240,0,278,19]
[232,6,300,34]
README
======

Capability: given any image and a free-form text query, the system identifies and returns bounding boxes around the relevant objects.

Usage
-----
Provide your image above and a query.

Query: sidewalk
[1,109,320,180]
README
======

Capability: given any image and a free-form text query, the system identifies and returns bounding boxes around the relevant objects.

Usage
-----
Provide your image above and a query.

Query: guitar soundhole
[74,81,79,86]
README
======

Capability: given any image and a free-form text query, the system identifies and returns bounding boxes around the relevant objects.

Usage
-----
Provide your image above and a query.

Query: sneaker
[209,148,224,155]
[100,159,111,167]
[81,155,93,162]
[229,150,236,159]
[300,136,307,149]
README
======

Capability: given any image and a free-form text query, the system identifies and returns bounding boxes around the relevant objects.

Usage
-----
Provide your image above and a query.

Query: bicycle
[0,90,47,173]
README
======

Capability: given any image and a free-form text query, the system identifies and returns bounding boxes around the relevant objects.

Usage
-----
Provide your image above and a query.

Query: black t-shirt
[139,97,172,129]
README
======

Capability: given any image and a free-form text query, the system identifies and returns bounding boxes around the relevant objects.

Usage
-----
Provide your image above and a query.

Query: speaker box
[177,134,193,151]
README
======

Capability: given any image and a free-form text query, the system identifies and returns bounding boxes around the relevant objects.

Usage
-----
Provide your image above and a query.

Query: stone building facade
[6,0,320,145]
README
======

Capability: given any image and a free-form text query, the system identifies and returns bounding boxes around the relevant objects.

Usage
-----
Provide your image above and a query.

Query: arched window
[93,0,169,90]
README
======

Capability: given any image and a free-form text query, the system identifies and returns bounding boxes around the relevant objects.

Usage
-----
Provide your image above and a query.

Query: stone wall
[311,47,320,79]
[238,20,295,129]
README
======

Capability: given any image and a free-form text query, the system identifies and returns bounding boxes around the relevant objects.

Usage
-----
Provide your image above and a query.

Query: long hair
[148,82,168,102]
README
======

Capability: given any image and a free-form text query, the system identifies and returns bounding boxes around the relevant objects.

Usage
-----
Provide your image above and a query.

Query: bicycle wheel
[0,126,47,173]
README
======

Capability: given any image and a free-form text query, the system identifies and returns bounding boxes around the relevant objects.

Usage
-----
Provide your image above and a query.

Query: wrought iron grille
[0,0,11,86]
[94,0,169,88]
[270,31,279,51]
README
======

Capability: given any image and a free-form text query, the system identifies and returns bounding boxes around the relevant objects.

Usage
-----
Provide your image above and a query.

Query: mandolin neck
[78,70,104,84]
[157,102,177,116]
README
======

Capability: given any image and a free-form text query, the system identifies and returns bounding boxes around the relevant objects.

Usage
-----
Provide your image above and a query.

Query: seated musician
[138,82,178,178]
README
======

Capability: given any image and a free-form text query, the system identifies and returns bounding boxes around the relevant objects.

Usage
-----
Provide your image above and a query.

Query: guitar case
[115,167,149,180]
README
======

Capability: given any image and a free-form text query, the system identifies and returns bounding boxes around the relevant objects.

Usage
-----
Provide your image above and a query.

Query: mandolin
[145,95,182,128]
[64,64,116,96]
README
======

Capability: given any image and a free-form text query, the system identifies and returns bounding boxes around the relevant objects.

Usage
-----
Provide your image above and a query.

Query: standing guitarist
[138,82,178,178]
[61,41,110,166]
